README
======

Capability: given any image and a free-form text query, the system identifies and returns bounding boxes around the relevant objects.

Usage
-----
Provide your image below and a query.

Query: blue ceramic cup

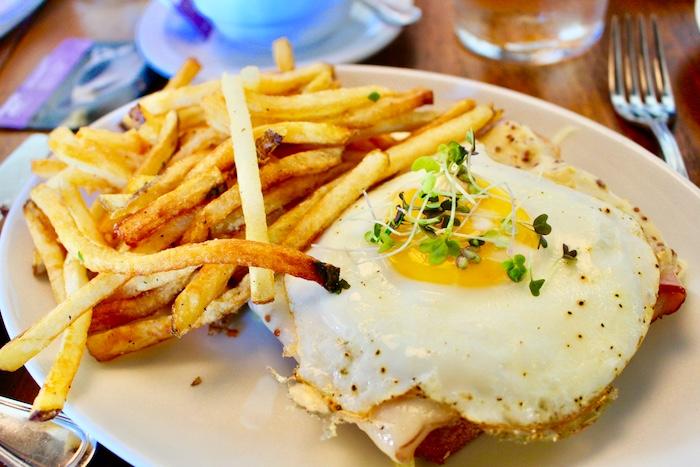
[191,0,352,47]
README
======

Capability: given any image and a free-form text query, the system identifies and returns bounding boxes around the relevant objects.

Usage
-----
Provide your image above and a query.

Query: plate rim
[1,64,699,466]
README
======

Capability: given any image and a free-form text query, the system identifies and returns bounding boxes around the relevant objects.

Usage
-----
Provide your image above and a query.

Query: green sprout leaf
[368,91,381,102]
[421,172,437,194]
[529,277,545,296]
[411,156,440,173]
[532,214,552,235]
[419,235,460,265]
[562,243,578,261]
[502,254,527,282]
[444,141,468,166]
[77,251,84,263]
[482,230,509,248]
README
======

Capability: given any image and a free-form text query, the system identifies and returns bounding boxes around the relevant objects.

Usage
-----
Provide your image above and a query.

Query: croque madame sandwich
[252,120,686,464]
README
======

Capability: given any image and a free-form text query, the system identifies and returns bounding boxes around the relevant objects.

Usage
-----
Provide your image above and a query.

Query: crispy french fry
[245,85,394,121]
[139,80,219,115]
[171,264,235,336]
[23,201,66,302]
[253,122,353,145]
[285,150,389,250]
[115,166,224,245]
[349,110,440,142]
[383,105,495,179]
[49,127,132,189]
[168,128,224,166]
[165,58,201,90]
[412,98,476,136]
[60,183,105,245]
[254,64,335,95]
[272,37,295,72]
[268,177,342,244]
[177,106,207,132]
[99,194,132,213]
[222,72,275,304]
[335,88,434,129]
[32,159,68,178]
[54,168,117,194]
[131,110,179,182]
[112,267,197,300]
[30,257,90,421]
[131,212,194,253]
[185,148,343,243]
[88,275,252,361]
[87,311,172,362]
[90,272,192,333]
[31,184,347,290]
[0,272,129,371]
[32,248,46,276]
[302,68,335,93]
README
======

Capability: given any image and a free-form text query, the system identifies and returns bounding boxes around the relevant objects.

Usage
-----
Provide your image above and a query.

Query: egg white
[283,153,659,429]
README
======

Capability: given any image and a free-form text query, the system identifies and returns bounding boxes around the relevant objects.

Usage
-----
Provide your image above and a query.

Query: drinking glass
[451,0,609,64]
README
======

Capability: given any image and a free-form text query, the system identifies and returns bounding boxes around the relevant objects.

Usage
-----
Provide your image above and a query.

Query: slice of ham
[654,267,687,321]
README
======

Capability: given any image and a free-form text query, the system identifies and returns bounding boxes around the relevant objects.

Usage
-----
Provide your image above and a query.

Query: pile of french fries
[0,39,496,421]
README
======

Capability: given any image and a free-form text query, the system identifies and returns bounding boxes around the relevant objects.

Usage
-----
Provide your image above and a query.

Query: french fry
[335,88,434,129]
[222,72,275,304]
[254,64,335,95]
[23,201,66,302]
[110,150,208,222]
[87,311,172,362]
[32,248,46,276]
[31,184,347,290]
[49,127,132,189]
[99,194,132,213]
[268,177,342,244]
[253,122,353,145]
[349,110,440,142]
[77,128,146,170]
[272,37,295,72]
[30,257,90,421]
[56,168,117,194]
[139,80,219,115]
[412,98,476,135]
[165,58,201,90]
[115,166,225,245]
[185,148,343,243]
[177,106,207,132]
[382,104,495,179]
[112,267,197,300]
[131,212,194,253]
[90,272,192,333]
[32,159,68,178]
[245,85,394,121]
[285,150,389,250]
[60,183,105,245]
[168,127,224,166]
[88,275,251,361]
[0,272,129,371]
[171,264,235,336]
[131,110,179,180]
[302,68,335,93]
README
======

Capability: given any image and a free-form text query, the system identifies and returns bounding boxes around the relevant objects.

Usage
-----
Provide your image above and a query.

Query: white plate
[0,0,43,38]
[1,66,700,467]
[135,0,401,80]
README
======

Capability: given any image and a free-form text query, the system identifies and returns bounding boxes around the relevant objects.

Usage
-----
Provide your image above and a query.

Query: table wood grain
[0,0,697,465]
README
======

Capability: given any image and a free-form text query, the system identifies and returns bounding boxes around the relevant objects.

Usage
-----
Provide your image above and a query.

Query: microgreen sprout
[562,243,578,261]
[77,251,84,263]
[521,213,552,249]
[368,91,381,102]
[502,254,527,282]
[529,277,546,296]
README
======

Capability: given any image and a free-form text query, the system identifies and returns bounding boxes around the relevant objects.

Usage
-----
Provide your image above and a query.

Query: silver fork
[608,14,688,179]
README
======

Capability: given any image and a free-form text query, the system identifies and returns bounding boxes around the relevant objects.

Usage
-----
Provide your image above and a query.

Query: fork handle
[649,120,689,179]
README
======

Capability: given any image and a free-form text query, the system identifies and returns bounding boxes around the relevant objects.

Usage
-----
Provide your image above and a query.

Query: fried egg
[282,149,659,432]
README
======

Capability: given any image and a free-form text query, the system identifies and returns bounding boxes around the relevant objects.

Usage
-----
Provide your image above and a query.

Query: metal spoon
[358,0,422,26]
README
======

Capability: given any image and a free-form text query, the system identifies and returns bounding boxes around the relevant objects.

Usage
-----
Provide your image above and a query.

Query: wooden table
[0,0,697,465]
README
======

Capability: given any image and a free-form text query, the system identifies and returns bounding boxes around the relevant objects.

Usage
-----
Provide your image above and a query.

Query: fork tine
[651,15,675,112]
[608,16,624,98]
[637,15,657,105]
[623,15,642,105]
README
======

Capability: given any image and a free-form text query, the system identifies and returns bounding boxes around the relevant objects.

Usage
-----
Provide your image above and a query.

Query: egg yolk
[387,183,539,287]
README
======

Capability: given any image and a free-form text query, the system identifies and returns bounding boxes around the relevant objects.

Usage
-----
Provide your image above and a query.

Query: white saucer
[135,0,402,80]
